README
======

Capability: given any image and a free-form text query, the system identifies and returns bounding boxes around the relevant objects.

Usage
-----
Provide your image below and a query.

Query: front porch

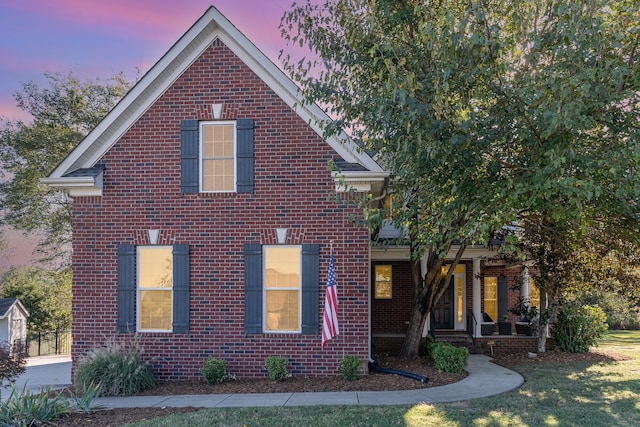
[372,332,555,356]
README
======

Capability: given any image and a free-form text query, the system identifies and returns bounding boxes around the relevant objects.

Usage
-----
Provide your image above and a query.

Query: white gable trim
[46,6,385,183]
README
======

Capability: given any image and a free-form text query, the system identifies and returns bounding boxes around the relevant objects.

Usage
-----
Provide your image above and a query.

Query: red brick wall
[371,261,413,335]
[71,39,370,380]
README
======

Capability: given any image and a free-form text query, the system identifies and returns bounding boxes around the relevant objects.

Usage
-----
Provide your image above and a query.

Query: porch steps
[434,334,483,354]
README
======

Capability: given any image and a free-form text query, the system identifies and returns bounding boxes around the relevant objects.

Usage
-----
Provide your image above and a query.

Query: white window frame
[263,245,302,333]
[199,121,237,193]
[374,264,392,299]
[136,246,173,333]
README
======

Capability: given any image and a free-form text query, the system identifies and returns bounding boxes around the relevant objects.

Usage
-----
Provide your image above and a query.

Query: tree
[281,0,640,356]
[0,71,133,265]
[0,266,71,334]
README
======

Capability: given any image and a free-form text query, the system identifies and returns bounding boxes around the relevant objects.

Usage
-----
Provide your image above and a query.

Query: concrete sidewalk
[93,355,523,408]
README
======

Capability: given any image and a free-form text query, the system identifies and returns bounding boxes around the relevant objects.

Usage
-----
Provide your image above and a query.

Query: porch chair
[481,312,497,335]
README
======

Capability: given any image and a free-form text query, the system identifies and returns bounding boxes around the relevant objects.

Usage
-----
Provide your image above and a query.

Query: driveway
[2,355,71,397]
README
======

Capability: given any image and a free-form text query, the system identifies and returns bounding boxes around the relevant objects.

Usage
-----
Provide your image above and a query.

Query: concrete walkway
[93,355,523,408]
[7,354,523,407]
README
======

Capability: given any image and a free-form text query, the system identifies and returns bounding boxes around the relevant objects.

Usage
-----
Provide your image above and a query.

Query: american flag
[322,253,339,347]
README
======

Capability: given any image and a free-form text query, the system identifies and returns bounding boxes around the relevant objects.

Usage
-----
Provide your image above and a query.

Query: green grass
[126,331,640,427]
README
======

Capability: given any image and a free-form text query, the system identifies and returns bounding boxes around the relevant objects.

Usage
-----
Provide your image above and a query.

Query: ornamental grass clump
[0,384,69,426]
[74,335,157,396]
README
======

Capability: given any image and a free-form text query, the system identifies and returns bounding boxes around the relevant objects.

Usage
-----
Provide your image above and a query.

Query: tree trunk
[537,291,549,352]
[398,244,466,357]
[399,258,431,357]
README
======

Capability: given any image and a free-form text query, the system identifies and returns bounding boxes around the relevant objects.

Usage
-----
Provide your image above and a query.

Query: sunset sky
[0,0,308,120]
[0,0,312,267]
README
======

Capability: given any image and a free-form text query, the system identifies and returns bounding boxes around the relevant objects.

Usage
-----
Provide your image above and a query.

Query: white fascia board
[215,17,384,173]
[48,18,218,178]
[40,175,103,197]
[47,6,383,178]
[371,244,499,261]
[332,170,388,192]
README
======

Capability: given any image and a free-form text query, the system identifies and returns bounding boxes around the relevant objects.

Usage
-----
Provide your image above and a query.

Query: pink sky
[0,0,313,267]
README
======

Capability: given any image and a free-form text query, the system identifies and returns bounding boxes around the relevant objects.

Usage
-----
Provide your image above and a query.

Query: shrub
[0,341,26,387]
[200,357,234,385]
[338,355,361,381]
[431,342,469,373]
[0,385,69,425]
[553,302,608,352]
[419,335,436,357]
[264,356,290,382]
[74,335,157,396]
[578,289,640,330]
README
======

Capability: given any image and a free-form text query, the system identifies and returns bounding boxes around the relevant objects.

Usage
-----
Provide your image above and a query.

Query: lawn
[127,331,640,427]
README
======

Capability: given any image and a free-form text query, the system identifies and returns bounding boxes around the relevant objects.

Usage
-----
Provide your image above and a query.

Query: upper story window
[200,121,236,192]
[180,119,254,194]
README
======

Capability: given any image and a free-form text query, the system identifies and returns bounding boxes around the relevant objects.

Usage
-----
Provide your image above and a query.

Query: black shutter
[117,244,135,333]
[236,119,254,193]
[244,244,262,334]
[498,275,509,319]
[173,244,190,334]
[180,120,199,193]
[301,244,320,335]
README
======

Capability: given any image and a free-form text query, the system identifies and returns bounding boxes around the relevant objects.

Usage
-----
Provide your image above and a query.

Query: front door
[432,277,454,329]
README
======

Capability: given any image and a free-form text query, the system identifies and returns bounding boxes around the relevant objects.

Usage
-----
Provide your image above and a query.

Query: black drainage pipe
[368,360,429,383]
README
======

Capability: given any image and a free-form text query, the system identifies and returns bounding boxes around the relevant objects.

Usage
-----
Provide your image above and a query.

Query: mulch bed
[52,349,628,426]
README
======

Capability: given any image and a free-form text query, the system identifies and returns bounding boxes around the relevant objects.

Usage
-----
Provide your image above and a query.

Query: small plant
[0,384,69,425]
[67,383,103,413]
[74,335,157,396]
[264,356,290,382]
[200,357,235,385]
[430,342,469,373]
[339,355,362,381]
[553,302,608,352]
[0,341,27,387]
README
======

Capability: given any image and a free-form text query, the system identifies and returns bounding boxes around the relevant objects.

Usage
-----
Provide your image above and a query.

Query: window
[180,119,254,194]
[374,265,392,299]
[530,279,541,310]
[244,244,319,335]
[201,122,235,192]
[117,244,190,334]
[484,277,498,321]
[264,246,301,332]
[137,246,173,332]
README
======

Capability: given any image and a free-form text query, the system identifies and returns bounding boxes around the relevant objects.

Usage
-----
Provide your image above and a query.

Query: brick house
[44,7,543,380]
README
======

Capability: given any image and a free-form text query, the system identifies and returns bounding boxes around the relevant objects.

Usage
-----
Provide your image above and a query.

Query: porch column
[472,257,482,338]
[521,266,530,302]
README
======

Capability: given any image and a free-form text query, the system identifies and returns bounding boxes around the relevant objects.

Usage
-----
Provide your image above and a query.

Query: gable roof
[0,298,29,319]
[42,6,387,196]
